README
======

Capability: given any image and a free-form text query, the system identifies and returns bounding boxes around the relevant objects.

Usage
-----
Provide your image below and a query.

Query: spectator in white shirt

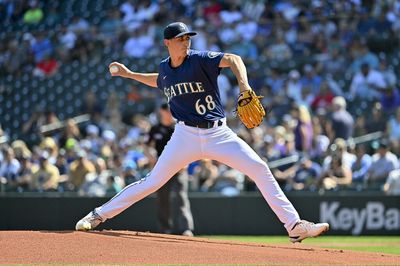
[286,69,303,104]
[368,139,400,187]
[0,146,21,190]
[220,4,242,24]
[235,16,258,41]
[383,169,400,195]
[68,16,90,34]
[266,33,292,61]
[123,29,154,58]
[349,63,386,101]
[58,26,77,50]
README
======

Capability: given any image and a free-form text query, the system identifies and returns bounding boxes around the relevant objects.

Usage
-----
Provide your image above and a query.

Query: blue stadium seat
[13,93,21,103]
[63,79,72,88]
[21,86,29,96]
[22,113,29,121]
[22,100,30,109]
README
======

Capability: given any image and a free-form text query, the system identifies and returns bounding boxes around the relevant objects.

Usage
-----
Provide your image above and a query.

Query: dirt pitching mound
[0,230,398,265]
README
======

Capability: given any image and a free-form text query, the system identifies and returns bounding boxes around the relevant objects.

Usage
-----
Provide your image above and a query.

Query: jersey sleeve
[197,51,224,76]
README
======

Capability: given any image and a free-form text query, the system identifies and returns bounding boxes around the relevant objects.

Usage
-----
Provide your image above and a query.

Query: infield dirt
[0,230,398,265]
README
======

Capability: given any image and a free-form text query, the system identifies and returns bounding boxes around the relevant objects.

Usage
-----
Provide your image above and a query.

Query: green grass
[202,236,400,255]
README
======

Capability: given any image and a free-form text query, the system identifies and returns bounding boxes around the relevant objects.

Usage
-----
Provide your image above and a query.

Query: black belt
[179,120,223,129]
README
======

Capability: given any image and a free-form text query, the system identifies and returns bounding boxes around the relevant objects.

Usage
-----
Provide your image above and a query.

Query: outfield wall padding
[0,193,398,235]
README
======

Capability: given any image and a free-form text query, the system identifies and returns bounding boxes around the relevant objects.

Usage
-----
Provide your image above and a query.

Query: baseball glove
[236,90,265,129]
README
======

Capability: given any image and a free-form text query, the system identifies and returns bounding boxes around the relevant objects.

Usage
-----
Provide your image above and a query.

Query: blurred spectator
[23,0,43,24]
[286,69,302,104]
[380,87,400,113]
[43,5,60,27]
[290,157,321,191]
[365,102,387,133]
[326,96,354,141]
[3,39,28,75]
[103,92,124,134]
[349,62,386,101]
[309,117,330,163]
[57,26,77,61]
[31,32,53,63]
[120,0,136,23]
[265,68,284,96]
[81,90,103,121]
[348,41,379,74]
[0,146,21,191]
[296,14,314,53]
[356,12,376,36]
[217,73,231,107]
[124,27,154,58]
[373,10,392,35]
[11,140,32,160]
[67,150,96,191]
[353,115,368,137]
[58,119,81,149]
[192,159,219,191]
[293,105,313,153]
[80,157,112,196]
[84,124,102,154]
[311,81,334,111]
[378,57,397,88]
[323,47,346,78]
[122,0,159,31]
[322,138,356,173]
[321,151,353,190]
[16,154,38,191]
[273,134,299,188]
[387,107,400,155]
[230,37,258,60]
[105,176,122,194]
[31,151,60,191]
[311,33,328,59]
[32,54,59,78]
[99,10,123,46]
[220,4,242,24]
[202,166,244,196]
[351,144,372,184]
[68,15,90,34]
[121,160,139,185]
[300,64,322,95]
[266,33,292,61]
[321,139,356,190]
[54,149,68,182]
[260,135,280,161]
[367,139,400,188]
[39,137,58,164]
[383,169,400,195]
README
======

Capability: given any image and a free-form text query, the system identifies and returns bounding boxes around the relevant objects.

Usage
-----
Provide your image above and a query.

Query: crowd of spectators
[1,0,400,196]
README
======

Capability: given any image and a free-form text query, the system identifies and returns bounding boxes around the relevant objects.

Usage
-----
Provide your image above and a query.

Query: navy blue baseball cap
[164,22,197,39]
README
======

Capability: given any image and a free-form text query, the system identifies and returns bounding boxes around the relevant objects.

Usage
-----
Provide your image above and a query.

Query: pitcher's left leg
[205,127,300,231]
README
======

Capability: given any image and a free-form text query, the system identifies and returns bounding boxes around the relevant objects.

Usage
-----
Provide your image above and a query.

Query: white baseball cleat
[75,210,104,231]
[288,220,329,243]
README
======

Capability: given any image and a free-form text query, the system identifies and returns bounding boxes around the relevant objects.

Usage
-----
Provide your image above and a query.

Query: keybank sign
[320,201,400,235]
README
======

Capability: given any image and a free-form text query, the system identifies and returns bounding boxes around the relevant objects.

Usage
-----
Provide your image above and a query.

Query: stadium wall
[0,193,399,235]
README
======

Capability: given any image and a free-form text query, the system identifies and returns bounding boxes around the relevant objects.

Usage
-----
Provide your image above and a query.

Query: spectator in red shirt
[33,55,59,77]
[311,81,335,111]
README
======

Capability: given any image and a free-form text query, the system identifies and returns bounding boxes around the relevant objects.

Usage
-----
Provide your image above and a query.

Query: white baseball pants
[96,123,300,231]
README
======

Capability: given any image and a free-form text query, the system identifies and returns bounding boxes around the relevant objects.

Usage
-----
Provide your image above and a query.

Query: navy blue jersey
[156,50,225,123]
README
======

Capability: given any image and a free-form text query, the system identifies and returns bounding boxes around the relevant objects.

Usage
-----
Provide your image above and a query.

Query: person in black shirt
[146,103,194,236]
